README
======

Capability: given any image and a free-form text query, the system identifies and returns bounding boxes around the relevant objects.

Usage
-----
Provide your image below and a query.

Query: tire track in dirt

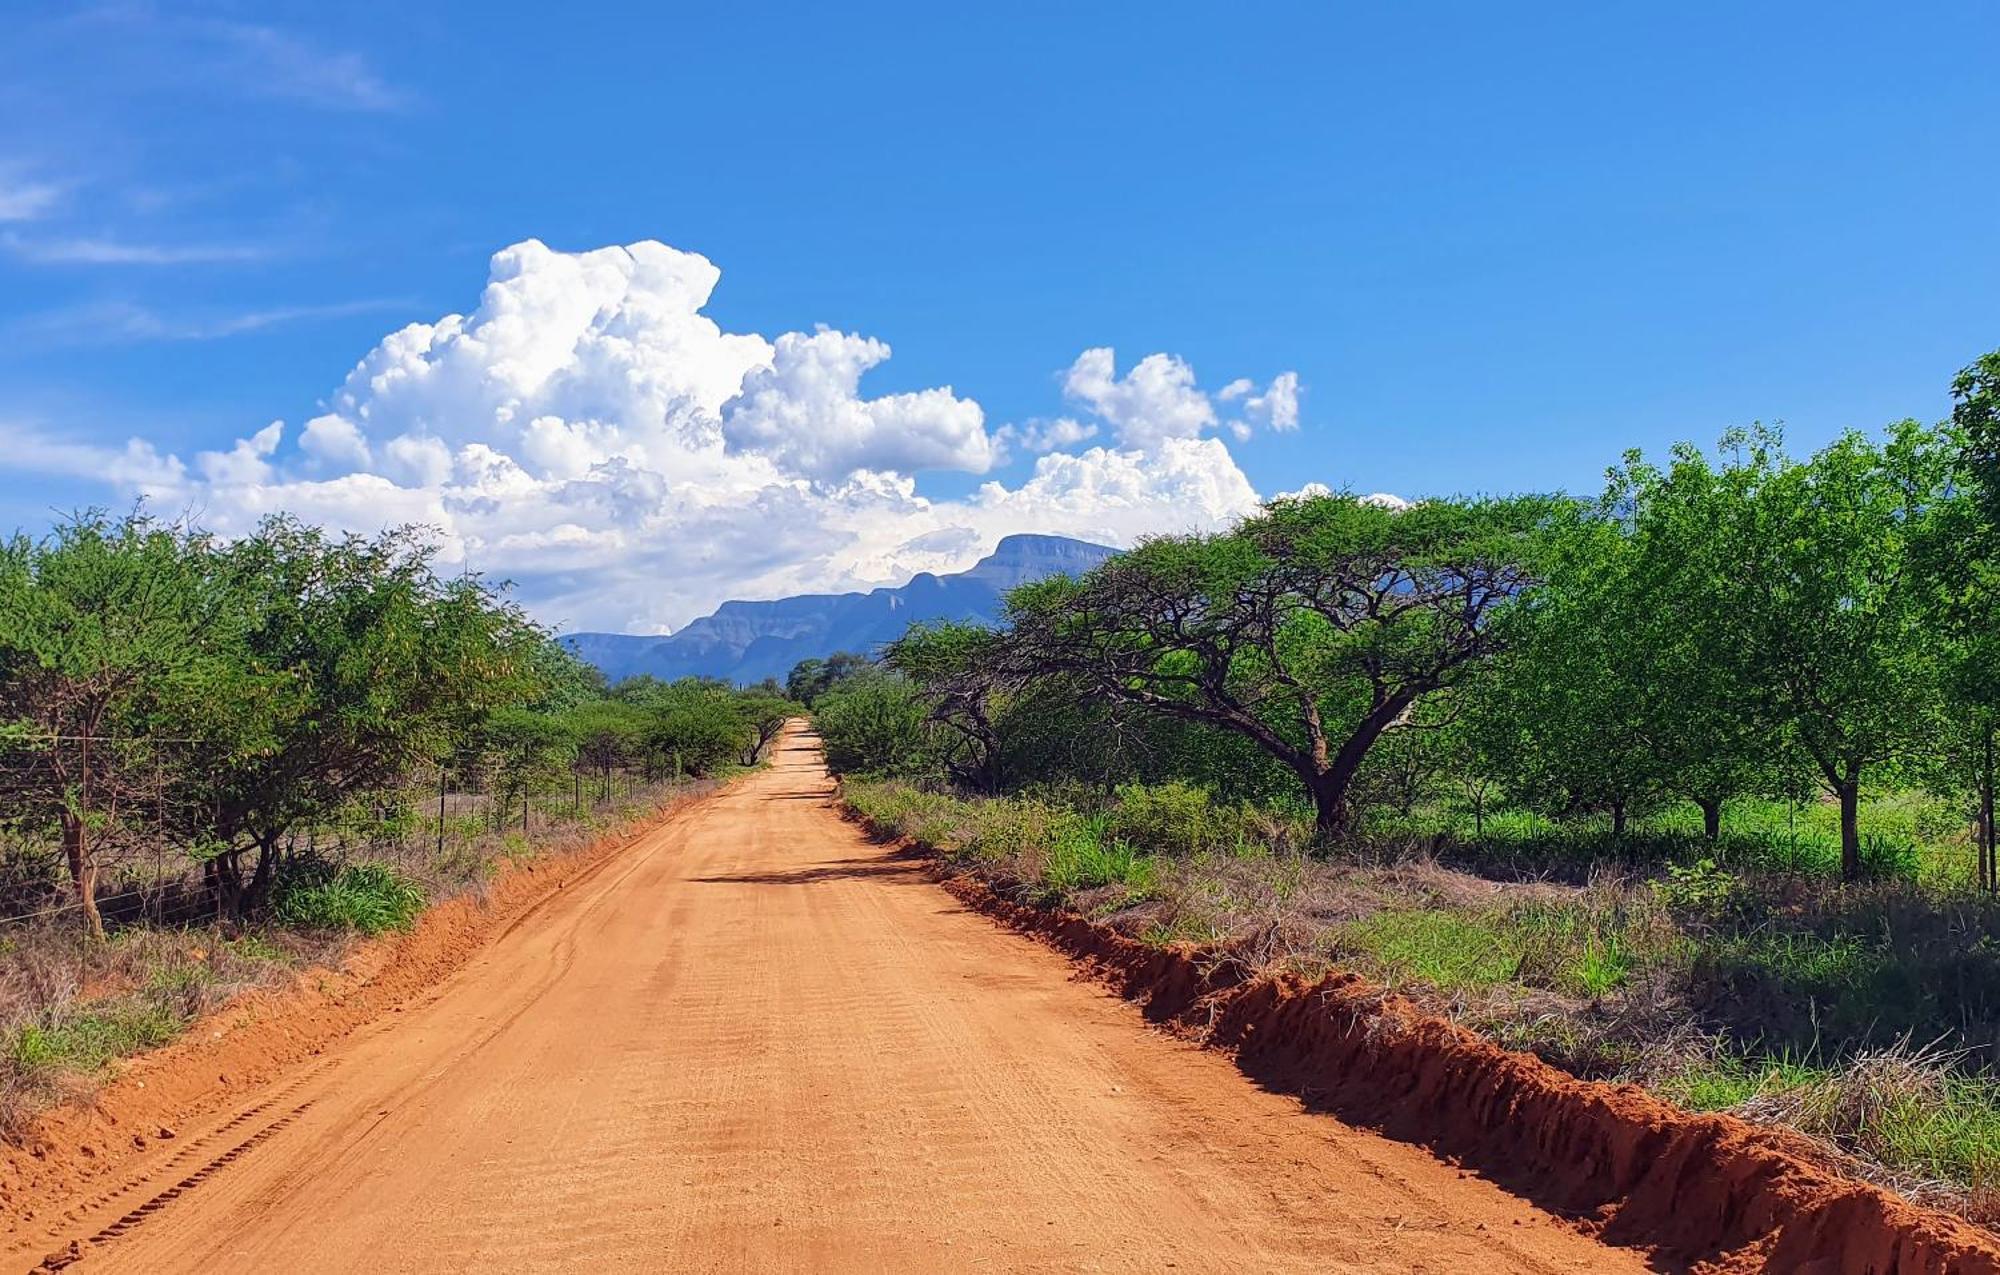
[14,727,1650,1274]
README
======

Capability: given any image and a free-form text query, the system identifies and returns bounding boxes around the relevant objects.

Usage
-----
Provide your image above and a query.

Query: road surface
[38,727,1647,1273]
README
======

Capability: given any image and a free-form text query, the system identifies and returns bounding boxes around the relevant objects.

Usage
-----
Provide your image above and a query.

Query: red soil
[0,786,716,1234]
[934,871,2000,1275]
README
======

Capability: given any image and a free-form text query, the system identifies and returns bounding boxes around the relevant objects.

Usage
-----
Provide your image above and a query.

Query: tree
[731,690,800,765]
[0,514,261,939]
[184,519,548,915]
[1927,353,2000,888]
[1465,522,1664,837]
[785,651,872,706]
[1004,494,1552,841]
[886,622,1011,793]
[812,672,930,778]
[1955,349,2000,525]
[1700,424,1954,880]
[566,699,649,798]
[623,679,753,776]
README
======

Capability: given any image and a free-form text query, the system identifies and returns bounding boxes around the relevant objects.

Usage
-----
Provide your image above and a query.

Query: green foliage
[1104,781,1238,857]
[271,856,427,934]
[1003,493,1557,840]
[813,672,932,778]
[1651,859,1740,912]
[785,651,873,706]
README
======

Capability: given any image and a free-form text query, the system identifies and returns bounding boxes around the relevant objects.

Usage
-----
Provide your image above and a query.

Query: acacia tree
[885,622,1011,793]
[731,690,801,765]
[1004,494,1552,841]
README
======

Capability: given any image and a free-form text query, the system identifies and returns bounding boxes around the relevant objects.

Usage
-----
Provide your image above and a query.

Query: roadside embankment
[843,797,2000,1275]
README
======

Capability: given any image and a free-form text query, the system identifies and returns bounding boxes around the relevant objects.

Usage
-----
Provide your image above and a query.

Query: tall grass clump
[272,858,427,935]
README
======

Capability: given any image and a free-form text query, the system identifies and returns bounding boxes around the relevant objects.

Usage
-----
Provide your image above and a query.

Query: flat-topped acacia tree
[1002,493,1554,843]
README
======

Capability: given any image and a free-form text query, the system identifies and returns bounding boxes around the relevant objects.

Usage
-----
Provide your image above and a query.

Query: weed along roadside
[838,782,2000,1273]
[0,771,747,1231]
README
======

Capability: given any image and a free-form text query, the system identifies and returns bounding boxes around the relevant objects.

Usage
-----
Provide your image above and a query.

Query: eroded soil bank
[927,866,2000,1275]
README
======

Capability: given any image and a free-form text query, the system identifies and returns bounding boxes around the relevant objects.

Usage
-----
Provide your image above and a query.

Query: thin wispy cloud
[2,232,273,266]
[28,9,408,115]
[206,20,406,113]
[0,179,63,222]
[13,297,411,347]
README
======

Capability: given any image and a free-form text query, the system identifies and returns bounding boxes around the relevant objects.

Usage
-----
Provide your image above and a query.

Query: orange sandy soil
[2,724,1979,1273]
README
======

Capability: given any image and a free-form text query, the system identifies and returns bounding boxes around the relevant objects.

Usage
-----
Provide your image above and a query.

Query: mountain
[561,533,1119,685]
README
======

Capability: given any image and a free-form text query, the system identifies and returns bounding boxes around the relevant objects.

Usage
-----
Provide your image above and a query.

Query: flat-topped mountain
[561,533,1118,685]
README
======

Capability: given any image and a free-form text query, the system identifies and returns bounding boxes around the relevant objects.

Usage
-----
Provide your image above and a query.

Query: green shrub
[814,675,932,778]
[1106,781,1231,857]
[1651,858,1739,912]
[273,861,426,934]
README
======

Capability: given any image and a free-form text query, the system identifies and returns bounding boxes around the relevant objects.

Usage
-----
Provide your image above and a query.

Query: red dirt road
[27,729,1652,1273]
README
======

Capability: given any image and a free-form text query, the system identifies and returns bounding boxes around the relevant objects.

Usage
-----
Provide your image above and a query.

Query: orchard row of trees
[826,353,2000,883]
[0,514,796,939]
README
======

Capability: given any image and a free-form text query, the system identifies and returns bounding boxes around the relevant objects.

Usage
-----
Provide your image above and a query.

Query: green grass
[1039,817,1159,904]
[273,861,427,934]
[7,1003,181,1079]
[1340,910,1522,990]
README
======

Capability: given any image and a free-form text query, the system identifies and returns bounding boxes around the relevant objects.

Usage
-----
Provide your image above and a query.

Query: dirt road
[32,728,1651,1274]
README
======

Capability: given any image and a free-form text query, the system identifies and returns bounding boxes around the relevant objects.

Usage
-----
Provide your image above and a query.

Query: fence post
[437,766,447,860]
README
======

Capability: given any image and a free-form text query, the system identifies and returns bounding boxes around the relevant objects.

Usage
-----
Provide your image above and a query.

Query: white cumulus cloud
[17,238,1313,634]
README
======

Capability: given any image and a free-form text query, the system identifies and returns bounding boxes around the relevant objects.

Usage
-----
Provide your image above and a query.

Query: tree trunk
[243,836,280,917]
[61,813,105,943]
[1982,726,1996,894]
[1610,800,1627,839]
[1303,691,1418,850]
[1838,777,1862,882]
[1308,781,1346,844]
[1306,769,1355,847]
[1697,796,1723,843]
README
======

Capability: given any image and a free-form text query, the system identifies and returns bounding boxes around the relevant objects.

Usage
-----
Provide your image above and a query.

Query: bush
[1106,781,1237,857]
[272,858,426,934]
[815,674,931,777]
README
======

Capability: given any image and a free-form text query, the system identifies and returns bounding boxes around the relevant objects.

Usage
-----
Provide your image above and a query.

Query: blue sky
[2,2,1996,630]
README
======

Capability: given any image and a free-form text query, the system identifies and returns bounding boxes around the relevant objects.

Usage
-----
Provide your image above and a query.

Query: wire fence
[0,761,679,931]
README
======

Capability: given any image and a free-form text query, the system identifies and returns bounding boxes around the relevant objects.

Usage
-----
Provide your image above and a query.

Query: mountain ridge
[561,533,1118,685]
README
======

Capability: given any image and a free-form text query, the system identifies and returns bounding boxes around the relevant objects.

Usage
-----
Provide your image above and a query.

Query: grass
[1661,1043,2000,1201]
[1339,910,1521,990]
[272,860,427,935]
[844,775,2000,1227]
[8,1003,180,1079]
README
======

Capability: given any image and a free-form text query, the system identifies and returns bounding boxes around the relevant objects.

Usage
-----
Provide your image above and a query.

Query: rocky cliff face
[562,534,1118,684]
